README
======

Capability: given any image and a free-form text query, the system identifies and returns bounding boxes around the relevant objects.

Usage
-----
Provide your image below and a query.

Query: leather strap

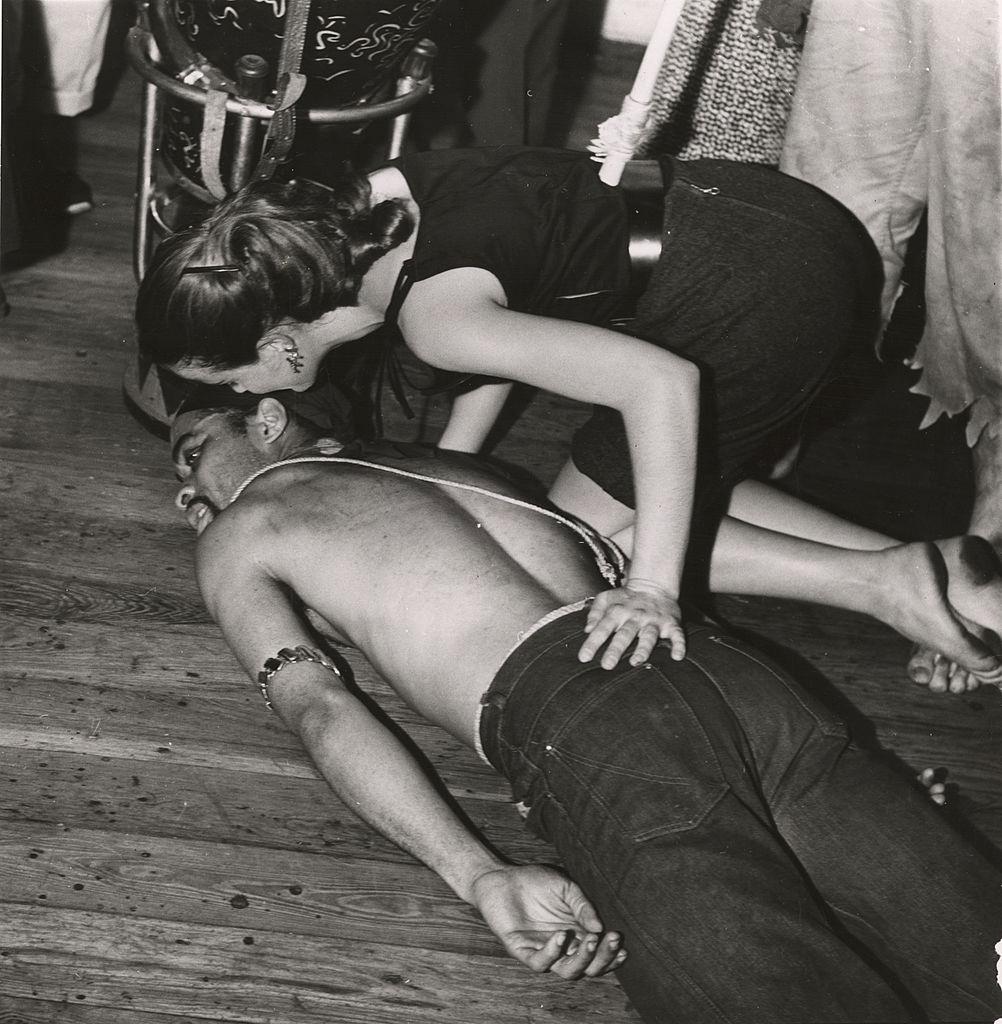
[253,0,313,183]
[200,88,230,200]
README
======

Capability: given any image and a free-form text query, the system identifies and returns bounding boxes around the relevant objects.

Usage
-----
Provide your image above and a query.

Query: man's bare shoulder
[257,444,534,502]
[195,492,281,567]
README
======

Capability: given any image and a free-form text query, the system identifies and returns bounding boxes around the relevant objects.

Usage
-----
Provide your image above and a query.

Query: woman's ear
[250,397,290,447]
[259,331,297,354]
[259,332,305,376]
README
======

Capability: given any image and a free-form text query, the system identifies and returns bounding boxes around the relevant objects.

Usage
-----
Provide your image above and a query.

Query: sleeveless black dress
[380,146,880,512]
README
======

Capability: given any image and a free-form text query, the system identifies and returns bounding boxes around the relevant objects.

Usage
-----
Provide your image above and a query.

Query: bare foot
[917,766,948,805]
[907,646,985,693]
[936,535,1002,637]
[873,542,1002,684]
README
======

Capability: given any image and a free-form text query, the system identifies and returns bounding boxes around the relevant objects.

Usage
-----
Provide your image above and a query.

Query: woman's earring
[286,345,304,374]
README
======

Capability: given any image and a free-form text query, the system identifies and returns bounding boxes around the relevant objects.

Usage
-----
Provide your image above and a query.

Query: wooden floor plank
[0,996,214,1024]
[0,750,551,866]
[0,823,506,958]
[3,906,636,1024]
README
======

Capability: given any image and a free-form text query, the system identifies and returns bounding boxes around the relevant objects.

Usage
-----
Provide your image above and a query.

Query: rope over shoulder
[230,454,627,586]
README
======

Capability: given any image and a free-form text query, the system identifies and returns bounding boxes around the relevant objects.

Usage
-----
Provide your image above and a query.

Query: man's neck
[287,437,345,459]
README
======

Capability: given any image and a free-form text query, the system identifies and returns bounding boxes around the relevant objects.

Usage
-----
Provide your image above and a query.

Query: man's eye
[184,445,203,468]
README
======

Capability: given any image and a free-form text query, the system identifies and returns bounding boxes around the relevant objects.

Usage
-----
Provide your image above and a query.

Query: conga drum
[123,0,442,434]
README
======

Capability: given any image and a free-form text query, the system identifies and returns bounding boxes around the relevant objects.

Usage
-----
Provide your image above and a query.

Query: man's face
[170,409,265,535]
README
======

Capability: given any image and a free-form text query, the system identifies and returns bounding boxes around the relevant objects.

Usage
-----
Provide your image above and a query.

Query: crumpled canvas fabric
[780,0,1002,445]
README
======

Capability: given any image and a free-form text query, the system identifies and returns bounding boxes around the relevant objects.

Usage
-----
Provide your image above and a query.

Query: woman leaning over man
[136,145,1002,686]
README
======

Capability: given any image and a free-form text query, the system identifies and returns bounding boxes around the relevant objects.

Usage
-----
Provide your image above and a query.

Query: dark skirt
[571,155,882,512]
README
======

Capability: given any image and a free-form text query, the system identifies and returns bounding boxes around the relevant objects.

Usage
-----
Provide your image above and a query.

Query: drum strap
[200,89,230,200]
[253,0,312,183]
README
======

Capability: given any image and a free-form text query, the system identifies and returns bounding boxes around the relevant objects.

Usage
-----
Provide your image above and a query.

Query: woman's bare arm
[400,267,699,666]
[438,381,515,453]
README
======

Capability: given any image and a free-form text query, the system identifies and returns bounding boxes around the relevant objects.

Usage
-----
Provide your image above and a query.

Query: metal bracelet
[257,644,345,711]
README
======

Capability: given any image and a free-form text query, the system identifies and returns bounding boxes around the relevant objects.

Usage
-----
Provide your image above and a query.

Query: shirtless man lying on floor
[169,392,1001,1024]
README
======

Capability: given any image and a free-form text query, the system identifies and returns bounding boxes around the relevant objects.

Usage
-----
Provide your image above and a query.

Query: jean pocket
[538,665,730,843]
[699,634,848,741]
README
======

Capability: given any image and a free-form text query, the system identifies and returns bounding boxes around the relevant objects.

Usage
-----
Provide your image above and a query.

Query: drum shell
[155,0,443,197]
[170,0,443,105]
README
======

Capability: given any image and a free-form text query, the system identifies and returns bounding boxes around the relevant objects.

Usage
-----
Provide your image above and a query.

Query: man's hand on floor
[470,864,626,979]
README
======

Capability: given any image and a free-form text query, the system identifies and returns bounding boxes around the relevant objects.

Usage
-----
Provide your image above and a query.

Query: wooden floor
[1,27,999,1024]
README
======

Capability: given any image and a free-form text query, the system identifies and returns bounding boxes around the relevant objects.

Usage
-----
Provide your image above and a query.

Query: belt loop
[480,690,508,712]
[623,186,663,297]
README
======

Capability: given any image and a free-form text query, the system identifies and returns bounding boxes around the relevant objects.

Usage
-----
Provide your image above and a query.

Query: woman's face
[170,324,324,394]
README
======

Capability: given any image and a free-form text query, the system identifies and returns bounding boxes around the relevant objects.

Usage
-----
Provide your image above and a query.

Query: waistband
[476,603,722,771]
[473,598,592,765]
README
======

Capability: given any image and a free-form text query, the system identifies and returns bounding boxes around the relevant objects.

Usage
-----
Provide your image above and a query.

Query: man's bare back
[195,450,606,746]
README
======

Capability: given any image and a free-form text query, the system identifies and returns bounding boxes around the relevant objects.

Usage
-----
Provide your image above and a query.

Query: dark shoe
[61,173,94,216]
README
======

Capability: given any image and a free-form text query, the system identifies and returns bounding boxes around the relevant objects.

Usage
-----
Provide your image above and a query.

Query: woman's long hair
[136,172,414,370]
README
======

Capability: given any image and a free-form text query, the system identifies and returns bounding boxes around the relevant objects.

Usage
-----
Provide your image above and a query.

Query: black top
[391,146,635,326]
[353,147,641,434]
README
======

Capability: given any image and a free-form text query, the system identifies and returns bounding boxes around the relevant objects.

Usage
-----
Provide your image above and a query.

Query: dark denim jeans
[478,609,1002,1023]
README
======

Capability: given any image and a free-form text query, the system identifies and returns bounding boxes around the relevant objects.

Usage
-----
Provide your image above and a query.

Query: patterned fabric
[640,0,810,165]
[169,0,443,104]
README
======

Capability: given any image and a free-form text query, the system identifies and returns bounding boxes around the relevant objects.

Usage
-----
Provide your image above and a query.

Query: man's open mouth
[185,497,219,534]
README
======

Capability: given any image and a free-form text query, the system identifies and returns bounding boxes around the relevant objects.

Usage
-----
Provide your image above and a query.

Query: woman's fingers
[578,588,685,668]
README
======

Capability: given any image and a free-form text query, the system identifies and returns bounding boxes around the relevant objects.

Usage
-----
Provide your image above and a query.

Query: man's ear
[249,397,290,448]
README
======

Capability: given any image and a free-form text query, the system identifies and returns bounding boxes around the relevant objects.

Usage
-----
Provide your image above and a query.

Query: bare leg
[549,459,635,538]
[548,461,1002,683]
[709,519,1001,681]
[725,479,892,550]
[726,483,1002,690]
[959,422,1002,630]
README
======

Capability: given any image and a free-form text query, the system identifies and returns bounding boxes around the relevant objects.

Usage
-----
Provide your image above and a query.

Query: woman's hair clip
[180,263,242,276]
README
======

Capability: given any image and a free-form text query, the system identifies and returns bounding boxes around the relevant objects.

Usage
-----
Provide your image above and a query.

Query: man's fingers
[555,932,628,979]
[516,928,627,980]
[546,932,616,980]
[523,930,592,977]
[521,929,573,973]
[582,933,627,977]
[564,885,603,934]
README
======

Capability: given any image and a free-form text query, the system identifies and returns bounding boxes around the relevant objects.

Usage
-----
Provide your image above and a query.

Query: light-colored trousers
[20,0,113,116]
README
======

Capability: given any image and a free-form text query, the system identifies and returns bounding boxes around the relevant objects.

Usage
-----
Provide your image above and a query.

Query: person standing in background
[9,0,113,222]
[418,0,571,147]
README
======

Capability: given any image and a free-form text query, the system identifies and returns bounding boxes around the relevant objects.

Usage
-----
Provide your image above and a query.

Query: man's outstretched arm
[197,544,625,979]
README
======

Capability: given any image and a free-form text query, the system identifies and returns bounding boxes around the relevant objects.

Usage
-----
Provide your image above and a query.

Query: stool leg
[133,78,158,282]
[388,39,438,158]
